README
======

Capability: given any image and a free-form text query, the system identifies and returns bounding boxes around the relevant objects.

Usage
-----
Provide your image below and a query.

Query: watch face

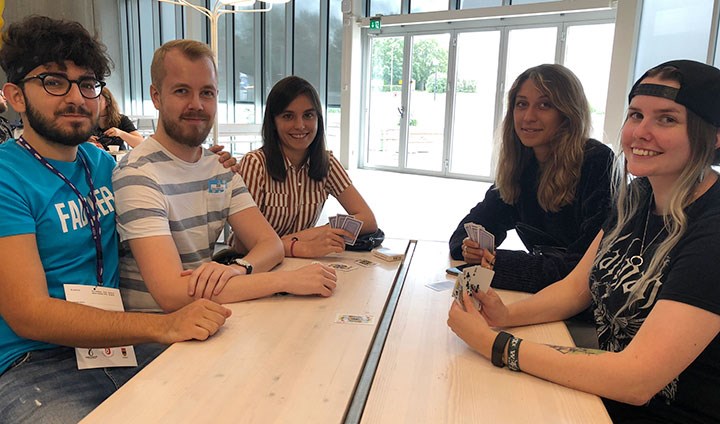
[235,259,253,274]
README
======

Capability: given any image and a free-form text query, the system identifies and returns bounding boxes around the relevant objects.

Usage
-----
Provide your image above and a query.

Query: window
[121,1,342,151]
[361,10,616,180]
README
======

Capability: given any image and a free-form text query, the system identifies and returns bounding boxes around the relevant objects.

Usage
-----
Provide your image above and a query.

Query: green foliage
[371,37,449,92]
[456,79,477,93]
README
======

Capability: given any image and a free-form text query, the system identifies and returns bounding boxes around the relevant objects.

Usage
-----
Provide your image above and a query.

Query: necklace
[630,196,665,267]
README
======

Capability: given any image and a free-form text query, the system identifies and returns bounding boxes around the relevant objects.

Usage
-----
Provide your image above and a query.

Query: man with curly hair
[0,15,231,422]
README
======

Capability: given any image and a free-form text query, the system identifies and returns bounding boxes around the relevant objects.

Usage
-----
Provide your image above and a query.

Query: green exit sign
[370,17,381,31]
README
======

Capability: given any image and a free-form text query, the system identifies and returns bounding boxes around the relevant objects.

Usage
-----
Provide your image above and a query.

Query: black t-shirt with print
[590,178,720,424]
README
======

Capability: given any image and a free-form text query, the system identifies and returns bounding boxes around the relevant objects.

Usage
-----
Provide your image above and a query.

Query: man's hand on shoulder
[208,144,238,171]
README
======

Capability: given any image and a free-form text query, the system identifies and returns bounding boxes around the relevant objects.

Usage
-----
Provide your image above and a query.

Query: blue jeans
[0,344,166,423]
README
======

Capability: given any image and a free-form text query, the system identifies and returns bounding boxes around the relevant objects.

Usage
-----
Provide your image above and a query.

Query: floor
[320,167,525,249]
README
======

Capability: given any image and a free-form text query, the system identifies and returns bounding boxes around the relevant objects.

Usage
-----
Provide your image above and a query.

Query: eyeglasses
[20,73,106,99]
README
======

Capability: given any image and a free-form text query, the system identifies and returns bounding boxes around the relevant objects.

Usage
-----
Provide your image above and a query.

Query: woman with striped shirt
[238,76,377,258]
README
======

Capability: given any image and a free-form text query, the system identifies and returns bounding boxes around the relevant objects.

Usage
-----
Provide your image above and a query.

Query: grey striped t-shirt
[113,137,254,312]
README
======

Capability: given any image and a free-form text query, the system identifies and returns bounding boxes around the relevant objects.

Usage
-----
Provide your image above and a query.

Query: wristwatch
[233,258,253,275]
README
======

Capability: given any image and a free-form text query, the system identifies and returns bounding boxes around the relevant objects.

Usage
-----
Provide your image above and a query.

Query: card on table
[335,313,375,325]
[425,280,455,292]
[327,262,357,272]
[355,258,377,267]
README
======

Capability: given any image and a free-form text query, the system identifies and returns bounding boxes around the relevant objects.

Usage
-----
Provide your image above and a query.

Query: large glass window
[635,0,714,80]
[294,1,321,89]
[406,33,450,171]
[367,37,405,167]
[564,23,615,141]
[362,13,615,180]
[327,0,344,154]
[504,27,557,99]
[460,0,502,8]
[370,0,402,16]
[233,7,257,124]
[450,31,500,177]
[410,0,449,13]
[122,0,341,152]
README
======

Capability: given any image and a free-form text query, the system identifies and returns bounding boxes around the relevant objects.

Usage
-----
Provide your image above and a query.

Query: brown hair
[262,76,329,182]
[99,87,122,128]
[495,64,591,212]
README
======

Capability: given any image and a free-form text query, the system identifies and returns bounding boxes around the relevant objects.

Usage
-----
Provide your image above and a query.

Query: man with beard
[0,17,231,422]
[113,40,338,314]
[0,89,14,143]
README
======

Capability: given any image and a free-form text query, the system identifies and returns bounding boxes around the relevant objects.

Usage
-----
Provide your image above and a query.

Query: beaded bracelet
[507,336,522,372]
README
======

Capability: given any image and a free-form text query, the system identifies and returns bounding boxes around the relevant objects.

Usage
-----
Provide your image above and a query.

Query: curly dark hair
[262,76,329,182]
[0,15,112,83]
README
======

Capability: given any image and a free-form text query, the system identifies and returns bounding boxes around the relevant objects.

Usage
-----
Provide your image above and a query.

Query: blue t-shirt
[0,140,119,373]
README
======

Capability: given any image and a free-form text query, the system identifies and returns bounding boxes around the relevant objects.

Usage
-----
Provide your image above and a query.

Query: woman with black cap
[448,60,720,423]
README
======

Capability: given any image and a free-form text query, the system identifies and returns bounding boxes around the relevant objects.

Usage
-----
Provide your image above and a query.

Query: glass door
[366,36,405,167]
[405,33,450,172]
[449,31,500,177]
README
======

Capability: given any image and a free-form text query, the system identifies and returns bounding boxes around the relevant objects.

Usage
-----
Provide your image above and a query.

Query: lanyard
[17,137,105,286]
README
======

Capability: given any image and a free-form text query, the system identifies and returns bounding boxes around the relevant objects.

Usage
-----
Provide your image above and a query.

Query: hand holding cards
[464,222,495,253]
[329,214,363,245]
[451,265,494,310]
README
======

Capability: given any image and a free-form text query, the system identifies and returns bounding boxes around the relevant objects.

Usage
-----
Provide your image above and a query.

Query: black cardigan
[449,139,614,293]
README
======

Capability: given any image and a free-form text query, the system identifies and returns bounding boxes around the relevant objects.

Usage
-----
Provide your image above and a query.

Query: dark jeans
[0,343,166,423]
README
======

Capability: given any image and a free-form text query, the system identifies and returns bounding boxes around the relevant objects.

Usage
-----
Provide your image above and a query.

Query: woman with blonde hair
[449,64,613,293]
[89,87,144,149]
[449,59,720,423]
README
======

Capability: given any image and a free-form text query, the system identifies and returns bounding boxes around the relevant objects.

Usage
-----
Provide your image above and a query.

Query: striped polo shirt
[113,137,255,311]
[238,149,352,237]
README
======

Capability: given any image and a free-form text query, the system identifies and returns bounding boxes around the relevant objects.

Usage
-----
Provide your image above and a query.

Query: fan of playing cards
[452,265,494,310]
[329,214,363,245]
[464,222,495,253]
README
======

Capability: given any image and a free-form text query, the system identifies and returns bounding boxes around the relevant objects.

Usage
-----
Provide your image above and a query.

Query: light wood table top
[82,241,411,424]
[360,240,612,424]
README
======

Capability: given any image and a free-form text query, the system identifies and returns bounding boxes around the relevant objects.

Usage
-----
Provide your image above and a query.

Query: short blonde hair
[150,39,216,89]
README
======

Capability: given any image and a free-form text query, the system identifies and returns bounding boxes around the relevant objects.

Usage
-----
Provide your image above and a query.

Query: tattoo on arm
[546,345,606,355]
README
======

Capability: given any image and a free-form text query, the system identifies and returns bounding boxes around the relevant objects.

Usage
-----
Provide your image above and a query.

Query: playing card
[327,262,357,272]
[451,278,464,304]
[342,217,363,245]
[354,259,377,267]
[478,227,495,253]
[335,313,374,325]
[337,214,349,229]
[425,280,454,292]
[451,265,494,310]
[329,216,338,228]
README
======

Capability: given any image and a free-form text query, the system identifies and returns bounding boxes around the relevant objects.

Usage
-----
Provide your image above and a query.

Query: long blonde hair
[595,65,719,315]
[495,64,591,212]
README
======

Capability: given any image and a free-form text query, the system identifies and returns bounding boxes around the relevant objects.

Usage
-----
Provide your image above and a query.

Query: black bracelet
[507,337,522,371]
[491,331,513,368]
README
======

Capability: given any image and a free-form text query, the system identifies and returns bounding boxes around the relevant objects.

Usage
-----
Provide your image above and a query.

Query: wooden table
[358,241,612,424]
[81,241,411,424]
[82,240,610,423]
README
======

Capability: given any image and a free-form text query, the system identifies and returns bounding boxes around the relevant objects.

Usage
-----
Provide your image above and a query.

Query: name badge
[208,179,227,193]
[64,284,138,369]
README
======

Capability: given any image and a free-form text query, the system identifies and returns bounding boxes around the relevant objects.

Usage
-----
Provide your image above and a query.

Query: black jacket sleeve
[491,141,614,293]
[449,184,518,260]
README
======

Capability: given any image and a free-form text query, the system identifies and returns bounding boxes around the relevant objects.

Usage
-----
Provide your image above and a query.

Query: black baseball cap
[629,59,720,128]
